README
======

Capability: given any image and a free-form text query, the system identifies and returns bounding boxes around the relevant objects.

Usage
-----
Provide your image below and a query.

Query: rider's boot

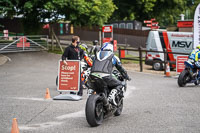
[87,89,94,96]
[108,89,118,106]
[108,85,123,106]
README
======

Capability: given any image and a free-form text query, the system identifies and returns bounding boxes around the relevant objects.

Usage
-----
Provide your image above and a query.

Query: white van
[145,31,193,70]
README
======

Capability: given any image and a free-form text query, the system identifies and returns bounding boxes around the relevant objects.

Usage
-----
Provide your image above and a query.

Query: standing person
[89,40,100,58]
[62,36,84,96]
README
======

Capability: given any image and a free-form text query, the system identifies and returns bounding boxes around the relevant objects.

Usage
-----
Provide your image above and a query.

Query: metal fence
[0,35,48,53]
[73,26,149,48]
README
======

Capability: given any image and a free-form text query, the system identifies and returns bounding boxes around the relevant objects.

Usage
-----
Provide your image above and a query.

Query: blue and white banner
[193,3,200,48]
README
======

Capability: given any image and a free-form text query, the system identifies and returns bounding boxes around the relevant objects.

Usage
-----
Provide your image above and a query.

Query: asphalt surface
[1,52,200,133]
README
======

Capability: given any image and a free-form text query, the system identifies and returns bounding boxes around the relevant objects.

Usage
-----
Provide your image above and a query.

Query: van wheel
[153,60,163,71]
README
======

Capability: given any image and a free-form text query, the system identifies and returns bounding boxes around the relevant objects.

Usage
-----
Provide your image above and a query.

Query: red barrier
[17,37,30,47]
[121,50,125,58]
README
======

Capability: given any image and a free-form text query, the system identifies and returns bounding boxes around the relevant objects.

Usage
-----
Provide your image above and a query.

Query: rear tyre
[152,60,163,71]
[85,94,104,127]
[114,99,123,116]
[178,70,190,87]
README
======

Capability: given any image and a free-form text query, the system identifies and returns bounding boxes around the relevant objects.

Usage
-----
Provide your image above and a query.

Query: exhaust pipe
[100,93,110,108]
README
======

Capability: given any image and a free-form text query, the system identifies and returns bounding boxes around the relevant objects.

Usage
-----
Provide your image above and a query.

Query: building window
[113,23,118,28]
[127,23,133,29]
[119,23,125,29]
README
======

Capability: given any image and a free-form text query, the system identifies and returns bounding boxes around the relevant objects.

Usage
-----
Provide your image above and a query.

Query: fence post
[139,46,143,72]
[119,47,121,61]
[164,48,167,74]
[51,27,54,51]
[99,30,101,47]
[46,35,49,50]
[23,36,24,51]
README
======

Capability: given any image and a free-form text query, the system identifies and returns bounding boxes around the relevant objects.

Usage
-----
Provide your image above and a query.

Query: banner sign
[102,26,112,33]
[176,55,188,73]
[193,3,200,49]
[57,60,80,92]
[17,37,30,47]
[102,37,112,43]
[144,20,152,23]
[43,24,49,29]
[144,18,159,30]
[3,30,8,38]
[177,21,193,28]
[60,23,63,35]
[113,40,117,51]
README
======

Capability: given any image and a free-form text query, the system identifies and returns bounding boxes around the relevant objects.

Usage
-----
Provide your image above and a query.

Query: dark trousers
[102,76,122,91]
[77,78,83,96]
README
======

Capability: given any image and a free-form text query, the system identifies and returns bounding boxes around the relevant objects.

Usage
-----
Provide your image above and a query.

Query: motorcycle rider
[192,47,200,80]
[80,43,89,55]
[89,40,100,58]
[189,45,200,61]
[79,43,93,86]
[90,42,130,105]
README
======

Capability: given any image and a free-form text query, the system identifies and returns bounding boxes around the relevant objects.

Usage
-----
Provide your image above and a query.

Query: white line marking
[12,97,52,101]
[6,56,11,62]
[56,110,84,120]
[19,121,63,130]
[16,84,137,131]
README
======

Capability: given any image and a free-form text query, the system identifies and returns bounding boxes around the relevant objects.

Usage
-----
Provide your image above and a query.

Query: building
[177,20,193,32]
[110,20,142,30]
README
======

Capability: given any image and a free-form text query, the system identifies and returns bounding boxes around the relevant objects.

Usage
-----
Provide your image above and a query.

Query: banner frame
[193,3,200,49]
[57,60,80,92]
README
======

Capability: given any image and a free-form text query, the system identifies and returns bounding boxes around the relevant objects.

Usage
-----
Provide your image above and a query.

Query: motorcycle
[80,61,91,89]
[178,59,200,87]
[85,70,127,127]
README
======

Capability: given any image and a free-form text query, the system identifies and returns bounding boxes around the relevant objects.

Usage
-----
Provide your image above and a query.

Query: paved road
[1,52,200,133]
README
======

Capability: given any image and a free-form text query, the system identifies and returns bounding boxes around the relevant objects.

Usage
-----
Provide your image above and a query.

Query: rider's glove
[126,75,131,81]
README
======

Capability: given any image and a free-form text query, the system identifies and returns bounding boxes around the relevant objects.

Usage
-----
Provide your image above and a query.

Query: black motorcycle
[178,60,200,87]
[85,70,127,127]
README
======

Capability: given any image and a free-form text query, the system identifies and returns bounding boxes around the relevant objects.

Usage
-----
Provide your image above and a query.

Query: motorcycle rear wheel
[85,94,104,127]
[178,70,190,87]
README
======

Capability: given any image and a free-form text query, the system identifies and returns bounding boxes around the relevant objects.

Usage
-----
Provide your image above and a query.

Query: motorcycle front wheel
[114,99,123,116]
[178,69,190,87]
[85,94,104,127]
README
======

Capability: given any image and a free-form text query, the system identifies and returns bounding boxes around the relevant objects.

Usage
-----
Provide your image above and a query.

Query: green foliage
[42,0,116,26]
[1,0,116,34]
[111,0,156,21]
[1,0,200,31]
[0,0,16,17]
[111,0,198,27]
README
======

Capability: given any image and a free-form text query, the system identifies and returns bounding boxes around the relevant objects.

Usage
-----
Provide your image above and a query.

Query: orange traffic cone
[165,62,171,77]
[11,118,19,133]
[45,88,51,99]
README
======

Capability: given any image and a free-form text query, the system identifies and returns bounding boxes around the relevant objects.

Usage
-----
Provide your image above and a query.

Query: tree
[0,0,16,18]
[111,0,156,21]
[1,0,116,34]
[111,0,195,28]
